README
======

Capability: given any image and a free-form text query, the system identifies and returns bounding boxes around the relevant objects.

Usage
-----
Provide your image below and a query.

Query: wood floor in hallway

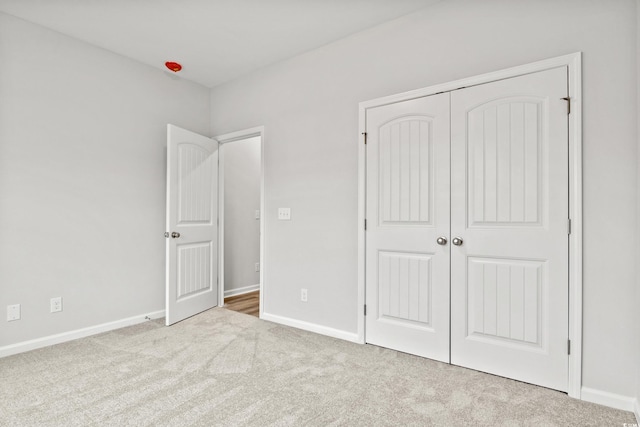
[224,291,259,317]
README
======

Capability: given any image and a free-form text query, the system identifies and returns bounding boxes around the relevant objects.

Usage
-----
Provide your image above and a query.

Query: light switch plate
[278,208,291,220]
[255,210,260,220]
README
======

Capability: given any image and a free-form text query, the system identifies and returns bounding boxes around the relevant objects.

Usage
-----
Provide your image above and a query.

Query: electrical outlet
[50,297,62,313]
[255,262,260,272]
[300,288,308,302]
[278,208,291,220]
[7,304,20,321]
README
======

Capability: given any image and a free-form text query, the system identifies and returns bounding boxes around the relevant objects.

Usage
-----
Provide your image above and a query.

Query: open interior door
[166,124,219,326]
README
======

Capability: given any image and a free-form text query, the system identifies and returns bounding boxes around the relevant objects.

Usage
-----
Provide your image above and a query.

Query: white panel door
[166,124,219,326]
[365,93,450,362]
[450,67,569,391]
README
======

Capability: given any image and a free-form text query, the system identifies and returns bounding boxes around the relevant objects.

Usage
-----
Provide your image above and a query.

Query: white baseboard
[261,311,359,343]
[634,398,639,425]
[581,387,637,412]
[224,284,260,299]
[0,309,165,359]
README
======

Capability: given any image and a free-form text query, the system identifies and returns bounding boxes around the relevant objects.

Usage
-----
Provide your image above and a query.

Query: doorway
[216,127,265,317]
[165,125,265,323]
[357,54,582,397]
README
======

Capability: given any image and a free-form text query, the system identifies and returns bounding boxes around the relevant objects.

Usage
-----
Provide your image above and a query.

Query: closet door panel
[450,67,569,392]
[365,93,451,362]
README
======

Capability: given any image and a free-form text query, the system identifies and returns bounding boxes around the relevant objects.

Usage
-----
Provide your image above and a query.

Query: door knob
[436,237,447,245]
[452,237,463,246]
[171,232,181,238]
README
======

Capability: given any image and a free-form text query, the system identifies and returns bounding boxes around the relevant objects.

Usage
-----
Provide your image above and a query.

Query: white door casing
[365,93,451,362]
[450,67,569,391]
[166,124,219,326]
[358,53,581,397]
[214,126,266,318]
[358,57,582,398]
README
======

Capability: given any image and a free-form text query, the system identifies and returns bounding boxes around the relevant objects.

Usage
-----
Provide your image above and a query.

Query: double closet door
[365,67,569,392]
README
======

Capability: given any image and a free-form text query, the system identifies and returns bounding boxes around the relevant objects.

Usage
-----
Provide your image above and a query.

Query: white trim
[0,310,165,359]
[224,284,260,298]
[357,52,583,397]
[356,124,366,344]
[261,312,359,343]
[218,138,225,307]
[215,126,264,144]
[580,387,637,412]
[566,52,583,400]
[215,126,265,319]
[359,53,582,110]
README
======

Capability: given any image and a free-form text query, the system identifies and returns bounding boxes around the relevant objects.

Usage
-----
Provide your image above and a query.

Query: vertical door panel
[450,67,569,391]
[365,93,450,362]
[166,124,219,326]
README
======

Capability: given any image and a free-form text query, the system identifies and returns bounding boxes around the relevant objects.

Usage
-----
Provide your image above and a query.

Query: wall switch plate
[255,210,260,220]
[50,297,62,313]
[255,262,260,272]
[278,208,291,220]
[300,288,308,302]
[7,304,20,321]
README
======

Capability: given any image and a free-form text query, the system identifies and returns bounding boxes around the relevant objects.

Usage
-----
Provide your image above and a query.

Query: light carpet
[0,308,635,426]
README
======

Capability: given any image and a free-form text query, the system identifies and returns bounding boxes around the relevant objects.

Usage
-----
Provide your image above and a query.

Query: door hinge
[362,132,367,145]
[364,304,367,316]
[364,219,367,230]
[567,218,572,235]
[567,339,571,355]
[562,97,571,115]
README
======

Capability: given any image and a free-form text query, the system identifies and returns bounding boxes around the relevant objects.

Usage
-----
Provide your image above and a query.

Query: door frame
[215,126,266,318]
[357,53,582,398]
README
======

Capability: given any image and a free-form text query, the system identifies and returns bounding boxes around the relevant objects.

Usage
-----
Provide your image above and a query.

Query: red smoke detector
[165,61,182,72]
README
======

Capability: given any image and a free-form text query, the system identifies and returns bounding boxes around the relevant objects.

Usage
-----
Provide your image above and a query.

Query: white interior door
[450,67,569,391]
[166,124,219,326]
[365,93,451,362]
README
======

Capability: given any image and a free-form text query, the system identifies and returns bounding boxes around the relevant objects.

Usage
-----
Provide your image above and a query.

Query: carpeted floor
[0,308,636,426]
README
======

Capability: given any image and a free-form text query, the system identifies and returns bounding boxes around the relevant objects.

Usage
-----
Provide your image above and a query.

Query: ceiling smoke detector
[165,61,182,72]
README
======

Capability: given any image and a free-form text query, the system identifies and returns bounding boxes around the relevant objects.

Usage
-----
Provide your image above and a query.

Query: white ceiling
[0,0,440,88]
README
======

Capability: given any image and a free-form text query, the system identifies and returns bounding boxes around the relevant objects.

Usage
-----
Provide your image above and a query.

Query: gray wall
[0,13,210,346]
[209,0,639,400]
[223,136,261,294]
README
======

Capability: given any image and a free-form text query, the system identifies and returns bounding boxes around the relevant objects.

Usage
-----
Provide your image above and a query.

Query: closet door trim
[356,52,582,399]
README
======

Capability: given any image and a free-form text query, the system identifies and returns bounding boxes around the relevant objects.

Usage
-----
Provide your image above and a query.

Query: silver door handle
[452,237,463,246]
[171,232,180,238]
[436,237,447,245]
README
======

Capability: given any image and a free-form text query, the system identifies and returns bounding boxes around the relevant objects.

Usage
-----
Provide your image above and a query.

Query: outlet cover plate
[7,304,20,321]
[50,297,62,313]
[278,208,291,220]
